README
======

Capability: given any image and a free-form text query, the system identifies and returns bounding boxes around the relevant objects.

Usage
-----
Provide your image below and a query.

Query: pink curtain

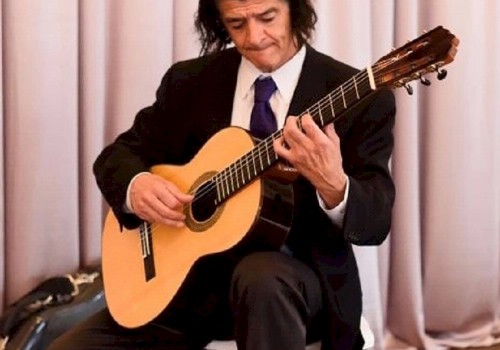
[1,1,499,349]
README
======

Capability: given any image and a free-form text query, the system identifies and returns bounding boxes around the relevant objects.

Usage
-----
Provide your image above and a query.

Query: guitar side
[101,127,290,328]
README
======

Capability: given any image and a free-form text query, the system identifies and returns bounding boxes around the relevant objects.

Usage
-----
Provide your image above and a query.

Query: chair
[205,316,374,350]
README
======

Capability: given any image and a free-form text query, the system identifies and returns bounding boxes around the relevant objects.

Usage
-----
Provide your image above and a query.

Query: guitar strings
[188,73,376,207]
[188,69,377,205]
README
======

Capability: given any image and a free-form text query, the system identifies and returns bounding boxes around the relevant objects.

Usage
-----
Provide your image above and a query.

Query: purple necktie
[250,77,278,139]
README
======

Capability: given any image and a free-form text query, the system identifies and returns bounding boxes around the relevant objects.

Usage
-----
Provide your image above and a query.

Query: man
[49,0,395,349]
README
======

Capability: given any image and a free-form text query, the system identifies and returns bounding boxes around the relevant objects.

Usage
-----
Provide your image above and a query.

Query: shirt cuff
[316,176,350,228]
[124,172,151,214]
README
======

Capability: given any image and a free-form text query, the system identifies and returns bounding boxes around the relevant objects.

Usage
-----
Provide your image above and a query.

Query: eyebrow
[223,7,278,24]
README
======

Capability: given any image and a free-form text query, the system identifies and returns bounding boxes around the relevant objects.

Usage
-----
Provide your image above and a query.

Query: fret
[318,105,324,126]
[235,164,241,189]
[239,158,246,185]
[340,85,347,108]
[225,168,231,196]
[228,167,233,193]
[234,166,238,191]
[366,66,376,90]
[353,76,360,99]
[257,146,264,172]
[265,143,271,166]
[272,135,279,161]
[234,163,241,187]
[224,174,230,199]
[252,151,257,176]
[245,155,251,181]
[328,94,335,119]
[233,166,238,190]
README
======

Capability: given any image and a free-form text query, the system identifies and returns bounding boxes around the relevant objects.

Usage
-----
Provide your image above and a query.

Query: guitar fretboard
[211,68,375,205]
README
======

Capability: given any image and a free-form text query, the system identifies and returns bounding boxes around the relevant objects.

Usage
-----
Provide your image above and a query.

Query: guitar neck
[213,67,376,205]
[297,67,376,128]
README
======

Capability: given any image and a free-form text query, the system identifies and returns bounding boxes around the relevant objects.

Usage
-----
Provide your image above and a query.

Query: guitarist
[49,0,396,349]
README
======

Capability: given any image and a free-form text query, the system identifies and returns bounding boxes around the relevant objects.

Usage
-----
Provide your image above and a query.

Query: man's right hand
[129,173,193,228]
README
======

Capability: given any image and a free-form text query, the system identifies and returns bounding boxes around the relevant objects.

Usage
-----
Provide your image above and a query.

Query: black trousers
[48,251,323,350]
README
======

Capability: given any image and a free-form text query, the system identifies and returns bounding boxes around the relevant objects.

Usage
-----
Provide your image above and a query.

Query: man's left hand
[273,114,347,209]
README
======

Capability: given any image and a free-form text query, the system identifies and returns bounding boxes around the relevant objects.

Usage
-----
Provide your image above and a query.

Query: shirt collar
[236,45,307,103]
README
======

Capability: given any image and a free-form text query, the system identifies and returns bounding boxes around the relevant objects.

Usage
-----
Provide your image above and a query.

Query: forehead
[217,0,288,17]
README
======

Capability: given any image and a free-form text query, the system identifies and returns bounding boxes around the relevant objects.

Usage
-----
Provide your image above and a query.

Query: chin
[252,59,278,73]
[247,50,279,72]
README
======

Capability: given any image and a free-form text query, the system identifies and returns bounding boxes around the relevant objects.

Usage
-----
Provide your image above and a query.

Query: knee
[231,252,298,303]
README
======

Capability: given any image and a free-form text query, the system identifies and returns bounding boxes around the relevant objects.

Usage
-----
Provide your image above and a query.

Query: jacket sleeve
[340,89,396,245]
[93,65,185,230]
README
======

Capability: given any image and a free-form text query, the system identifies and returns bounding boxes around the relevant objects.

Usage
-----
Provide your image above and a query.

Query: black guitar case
[0,267,106,350]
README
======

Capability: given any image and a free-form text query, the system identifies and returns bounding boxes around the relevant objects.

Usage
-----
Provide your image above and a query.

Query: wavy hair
[194,0,317,55]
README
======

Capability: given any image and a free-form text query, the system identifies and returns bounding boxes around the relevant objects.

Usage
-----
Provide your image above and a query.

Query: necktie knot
[254,77,277,103]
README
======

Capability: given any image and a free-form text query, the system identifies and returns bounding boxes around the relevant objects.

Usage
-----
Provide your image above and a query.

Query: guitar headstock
[373,26,459,94]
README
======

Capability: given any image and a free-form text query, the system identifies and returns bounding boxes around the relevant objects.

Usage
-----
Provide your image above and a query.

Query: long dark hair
[195,0,317,55]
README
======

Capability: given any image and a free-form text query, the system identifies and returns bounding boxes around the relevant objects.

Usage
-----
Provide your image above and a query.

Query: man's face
[218,0,298,73]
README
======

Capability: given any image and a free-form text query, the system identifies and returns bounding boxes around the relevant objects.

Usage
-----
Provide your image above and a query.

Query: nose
[244,19,264,47]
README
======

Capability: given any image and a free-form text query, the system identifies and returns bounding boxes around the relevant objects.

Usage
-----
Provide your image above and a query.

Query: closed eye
[227,19,245,30]
[259,9,277,23]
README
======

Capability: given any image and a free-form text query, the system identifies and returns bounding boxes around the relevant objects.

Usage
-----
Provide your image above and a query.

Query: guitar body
[102,127,293,328]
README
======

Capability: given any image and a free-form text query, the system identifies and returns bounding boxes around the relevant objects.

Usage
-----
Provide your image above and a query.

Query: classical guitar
[101,26,459,328]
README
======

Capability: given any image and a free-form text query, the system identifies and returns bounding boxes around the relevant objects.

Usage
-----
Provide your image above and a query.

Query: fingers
[135,196,186,228]
[130,173,193,228]
[274,114,330,162]
[272,115,344,190]
[323,122,340,146]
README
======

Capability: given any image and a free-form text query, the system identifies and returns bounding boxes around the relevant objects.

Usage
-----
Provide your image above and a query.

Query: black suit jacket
[94,45,396,349]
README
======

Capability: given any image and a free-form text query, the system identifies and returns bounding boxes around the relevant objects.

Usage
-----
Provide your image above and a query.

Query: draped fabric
[0,1,498,349]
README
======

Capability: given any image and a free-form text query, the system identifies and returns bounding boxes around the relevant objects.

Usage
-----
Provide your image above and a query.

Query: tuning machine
[419,73,432,86]
[432,64,448,80]
[404,83,414,95]
[437,68,447,80]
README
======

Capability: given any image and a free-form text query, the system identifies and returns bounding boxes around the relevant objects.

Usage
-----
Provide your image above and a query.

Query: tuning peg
[404,83,414,95]
[420,74,432,86]
[437,68,448,80]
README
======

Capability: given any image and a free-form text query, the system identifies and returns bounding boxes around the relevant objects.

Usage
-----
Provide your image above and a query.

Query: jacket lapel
[287,45,327,117]
[207,48,241,132]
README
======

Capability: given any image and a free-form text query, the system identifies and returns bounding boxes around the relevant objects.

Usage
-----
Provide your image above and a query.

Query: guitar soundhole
[191,180,217,223]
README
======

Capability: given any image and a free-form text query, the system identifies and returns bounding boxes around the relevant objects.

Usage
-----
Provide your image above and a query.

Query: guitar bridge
[140,222,156,281]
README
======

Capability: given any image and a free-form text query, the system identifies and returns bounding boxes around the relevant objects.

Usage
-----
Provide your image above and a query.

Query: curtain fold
[79,0,107,266]
[3,0,80,305]
[0,1,498,349]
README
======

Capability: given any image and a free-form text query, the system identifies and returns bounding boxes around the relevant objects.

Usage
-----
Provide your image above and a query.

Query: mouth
[243,43,273,52]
